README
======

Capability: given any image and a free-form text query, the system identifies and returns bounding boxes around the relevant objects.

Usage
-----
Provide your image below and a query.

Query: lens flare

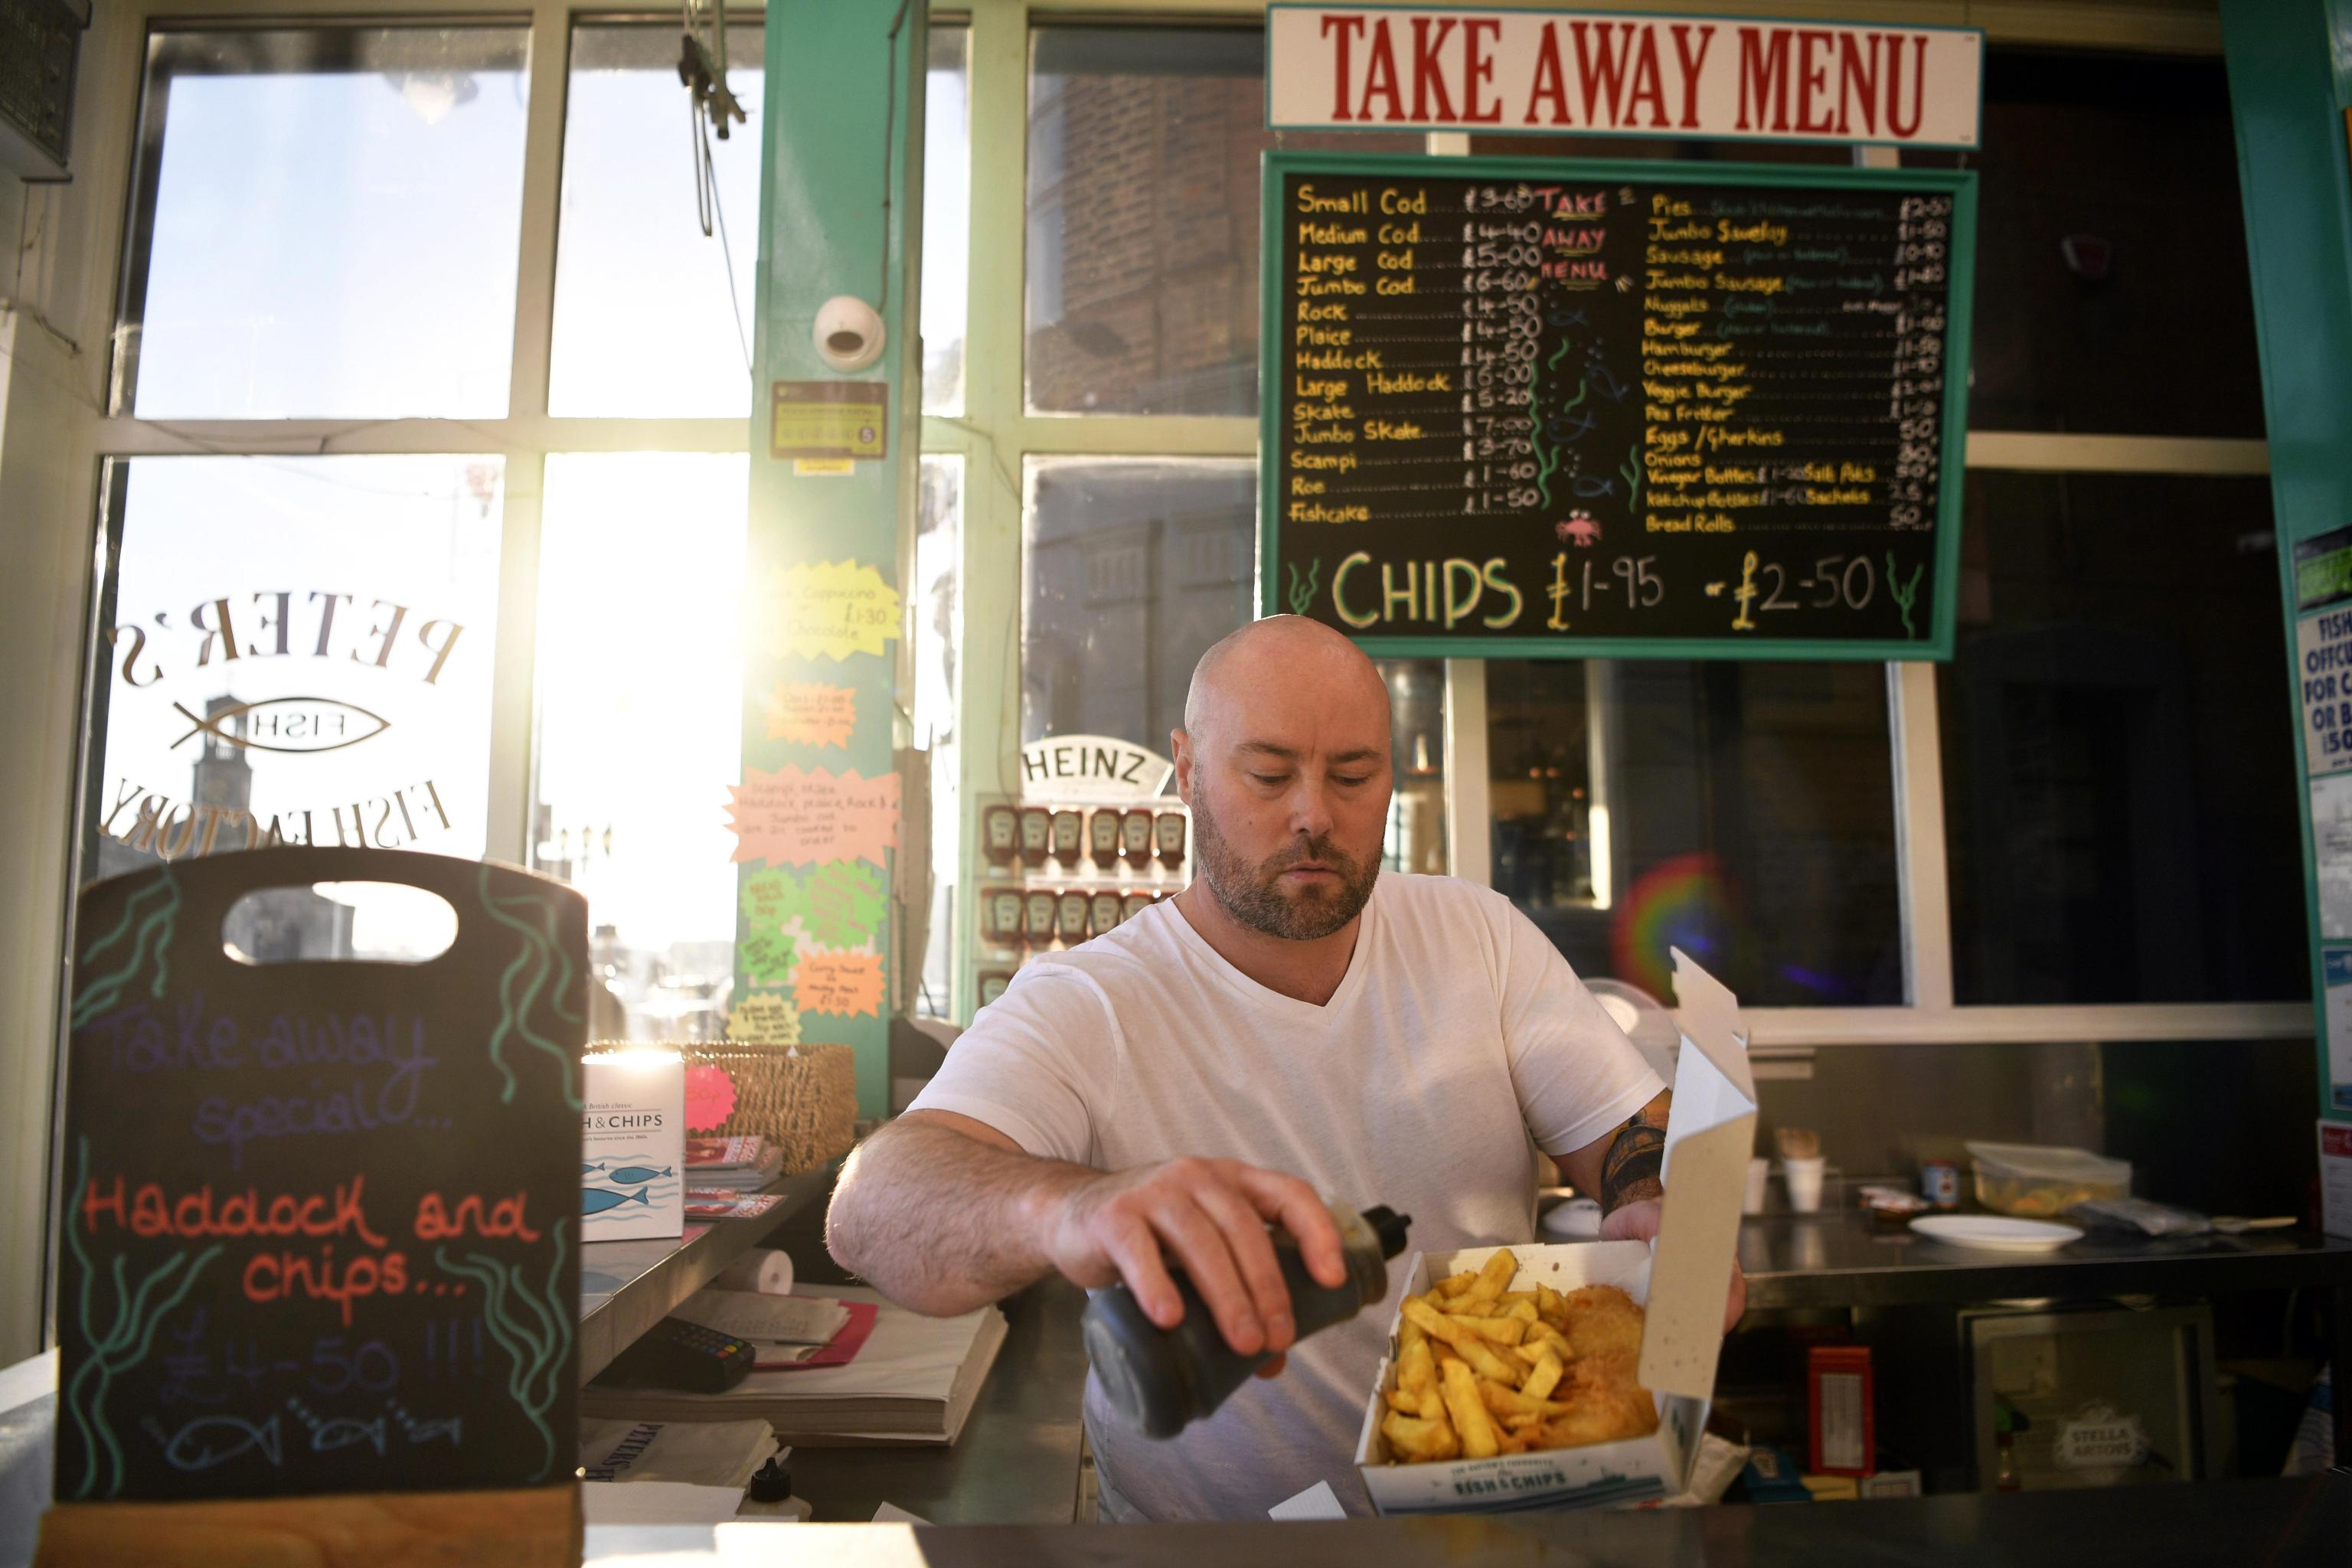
[1609,853,1755,1000]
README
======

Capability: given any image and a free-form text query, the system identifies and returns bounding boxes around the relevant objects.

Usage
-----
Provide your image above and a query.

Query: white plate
[1539,1197,1602,1240]
[1909,1214,2083,1252]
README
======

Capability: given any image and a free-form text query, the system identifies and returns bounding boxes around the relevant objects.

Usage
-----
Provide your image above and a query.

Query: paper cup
[1782,1157,1827,1214]
[1743,1157,1771,1215]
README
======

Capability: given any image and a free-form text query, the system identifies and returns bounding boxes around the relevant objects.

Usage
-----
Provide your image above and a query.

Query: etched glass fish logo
[171,697,392,756]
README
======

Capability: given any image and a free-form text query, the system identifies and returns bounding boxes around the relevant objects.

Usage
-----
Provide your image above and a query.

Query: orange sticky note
[794,949,886,1018]
[725,765,899,868]
[764,681,858,749]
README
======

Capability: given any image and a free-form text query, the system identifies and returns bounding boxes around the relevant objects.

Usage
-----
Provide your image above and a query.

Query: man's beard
[1190,786,1380,941]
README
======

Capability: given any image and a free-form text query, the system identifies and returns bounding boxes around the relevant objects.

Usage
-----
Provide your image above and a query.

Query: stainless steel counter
[573,1475,2352,1565]
[789,1278,1089,1524]
[1740,1204,2352,1312]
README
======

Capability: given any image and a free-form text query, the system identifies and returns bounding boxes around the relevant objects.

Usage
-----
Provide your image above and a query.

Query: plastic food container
[1965,1141,2130,1218]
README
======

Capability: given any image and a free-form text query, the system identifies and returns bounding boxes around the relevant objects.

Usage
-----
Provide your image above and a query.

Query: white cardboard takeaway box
[1354,949,1756,1514]
[582,1049,686,1241]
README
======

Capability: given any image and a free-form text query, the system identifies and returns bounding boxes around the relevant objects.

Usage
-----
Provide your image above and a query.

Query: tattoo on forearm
[1599,1089,1671,1214]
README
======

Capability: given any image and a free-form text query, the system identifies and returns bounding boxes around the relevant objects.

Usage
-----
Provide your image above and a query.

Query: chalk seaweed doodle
[64,1139,221,1499]
[476,863,583,1109]
[1887,554,1926,639]
[70,871,179,1031]
[1286,560,1321,617]
[433,1216,574,1484]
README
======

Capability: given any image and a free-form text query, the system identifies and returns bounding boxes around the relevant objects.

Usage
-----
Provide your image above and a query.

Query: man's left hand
[1599,1197,1746,1334]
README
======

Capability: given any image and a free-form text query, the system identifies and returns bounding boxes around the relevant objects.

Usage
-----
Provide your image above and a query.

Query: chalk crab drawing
[1557,511,1602,547]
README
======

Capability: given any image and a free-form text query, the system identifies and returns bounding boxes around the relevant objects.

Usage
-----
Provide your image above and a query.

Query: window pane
[1941,472,2304,1004]
[913,456,962,1013]
[533,454,746,1041]
[923,27,970,415]
[1382,659,1447,875]
[550,24,763,417]
[1487,659,1903,1006]
[1023,458,1256,746]
[1913,51,2264,436]
[1024,27,1415,415]
[88,457,503,906]
[118,28,529,419]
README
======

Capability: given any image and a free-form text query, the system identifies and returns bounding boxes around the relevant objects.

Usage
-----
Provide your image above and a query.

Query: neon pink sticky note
[684,1063,739,1131]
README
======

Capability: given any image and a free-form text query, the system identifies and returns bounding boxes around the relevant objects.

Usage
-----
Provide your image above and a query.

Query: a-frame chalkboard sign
[39,847,586,1567]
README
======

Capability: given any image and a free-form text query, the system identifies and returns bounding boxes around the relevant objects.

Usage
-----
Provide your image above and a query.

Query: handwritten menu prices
[1262,155,1974,655]
[56,848,586,1503]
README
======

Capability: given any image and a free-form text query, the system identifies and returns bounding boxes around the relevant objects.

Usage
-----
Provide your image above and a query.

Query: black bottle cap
[1361,1205,1412,1260]
[746,1456,793,1502]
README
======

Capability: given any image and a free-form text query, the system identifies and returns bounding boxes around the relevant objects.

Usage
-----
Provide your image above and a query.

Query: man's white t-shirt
[906,873,1662,1521]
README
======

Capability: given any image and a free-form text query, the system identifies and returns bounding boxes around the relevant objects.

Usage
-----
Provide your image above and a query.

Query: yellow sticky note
[727,991,802,1046]
[771,560,900,662]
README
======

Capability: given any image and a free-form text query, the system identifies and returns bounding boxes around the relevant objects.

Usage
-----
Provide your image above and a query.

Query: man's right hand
[1040,1158,1348,1359]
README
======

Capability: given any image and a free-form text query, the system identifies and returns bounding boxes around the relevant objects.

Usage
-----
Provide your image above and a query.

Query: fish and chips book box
[1354,949,1756,1514]
[582,1050,685,1240]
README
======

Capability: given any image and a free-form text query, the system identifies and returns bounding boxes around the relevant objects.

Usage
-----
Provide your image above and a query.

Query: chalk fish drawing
[312,1417,387,1457]
[582,1187,652,1215]
[605,1165,672,1184]
[150,1414,283,1472]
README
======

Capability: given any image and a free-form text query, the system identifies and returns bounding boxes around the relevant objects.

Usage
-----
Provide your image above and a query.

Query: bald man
[827,616,1733,1521]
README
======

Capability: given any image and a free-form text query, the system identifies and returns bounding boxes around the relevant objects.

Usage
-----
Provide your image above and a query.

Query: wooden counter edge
[34,1481,582,1567]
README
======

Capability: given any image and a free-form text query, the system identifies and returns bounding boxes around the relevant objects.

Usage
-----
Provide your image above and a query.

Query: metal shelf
[576,1161,839,1383]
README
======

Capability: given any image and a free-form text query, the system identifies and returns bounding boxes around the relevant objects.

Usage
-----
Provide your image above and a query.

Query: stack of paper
[580,1287,1005,1446]
[686,1135,785,1192]
[675,1288,851,1366]
[581,1481,752,1526]
[579,1416,778,1488]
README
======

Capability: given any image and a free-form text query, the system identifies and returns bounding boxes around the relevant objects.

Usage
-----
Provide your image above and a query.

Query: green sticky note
[741,867,812,932]
[740,929,799,985]
[806,862,887,948]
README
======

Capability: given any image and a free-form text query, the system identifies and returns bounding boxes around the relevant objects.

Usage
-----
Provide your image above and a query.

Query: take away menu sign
[56,847,586,1504]
[1259,152,1975,661]
[1269,7,1983,149]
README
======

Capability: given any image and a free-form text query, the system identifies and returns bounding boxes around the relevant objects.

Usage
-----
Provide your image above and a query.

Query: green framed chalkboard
[1256,152,1977,662]
[55,848,586,1504]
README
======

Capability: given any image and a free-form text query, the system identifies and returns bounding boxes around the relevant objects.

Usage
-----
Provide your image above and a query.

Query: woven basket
[678,1041,857,1174]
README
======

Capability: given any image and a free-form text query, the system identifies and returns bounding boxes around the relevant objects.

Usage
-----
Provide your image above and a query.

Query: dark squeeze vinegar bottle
[1080,1200,1411,1439]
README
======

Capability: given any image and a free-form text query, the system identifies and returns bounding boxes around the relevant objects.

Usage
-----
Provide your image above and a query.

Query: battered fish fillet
[1540,1285,1658,1449]
[1534,1353,1660,1447]
[1559,1284,1647,1363]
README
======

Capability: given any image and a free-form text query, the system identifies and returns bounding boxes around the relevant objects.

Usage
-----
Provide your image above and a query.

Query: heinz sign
[1268,6,1982,149]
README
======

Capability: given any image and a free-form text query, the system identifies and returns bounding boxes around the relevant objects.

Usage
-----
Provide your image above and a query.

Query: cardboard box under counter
[1352,949,1756,1514]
